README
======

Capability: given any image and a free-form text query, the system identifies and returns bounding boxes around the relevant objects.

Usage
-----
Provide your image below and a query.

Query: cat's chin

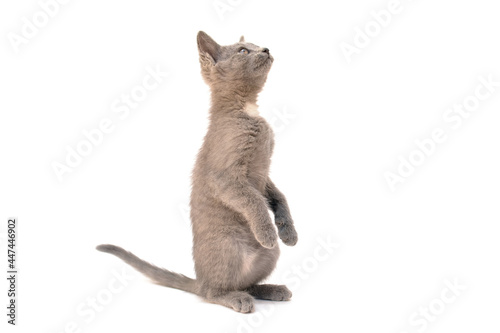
[254,57,273,72]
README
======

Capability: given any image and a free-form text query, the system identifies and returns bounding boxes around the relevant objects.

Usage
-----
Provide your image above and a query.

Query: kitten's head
[197,31,273,96]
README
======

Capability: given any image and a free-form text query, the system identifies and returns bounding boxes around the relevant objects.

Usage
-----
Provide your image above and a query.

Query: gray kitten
[97,31,297,313]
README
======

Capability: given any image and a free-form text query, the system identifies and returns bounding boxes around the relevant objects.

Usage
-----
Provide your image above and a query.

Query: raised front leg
[265,179,298,246]
[214,176,278,249]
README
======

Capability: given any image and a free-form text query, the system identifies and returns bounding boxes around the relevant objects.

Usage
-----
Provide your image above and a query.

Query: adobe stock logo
[52,267,137,333]
[384,74,499,191]
[340,0,418,63]
[261,105,296,135]
[51,65,168,182]
[397,278,466,333]
[7,0,72,54]
[213,0,244,21]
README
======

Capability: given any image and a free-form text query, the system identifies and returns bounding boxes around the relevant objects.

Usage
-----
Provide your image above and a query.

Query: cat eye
[239,48,249,55]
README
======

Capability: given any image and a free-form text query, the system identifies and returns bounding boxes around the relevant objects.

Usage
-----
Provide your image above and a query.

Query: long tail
[96,244,197,295]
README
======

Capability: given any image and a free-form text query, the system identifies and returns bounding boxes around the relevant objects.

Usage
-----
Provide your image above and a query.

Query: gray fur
[97,31,297,313]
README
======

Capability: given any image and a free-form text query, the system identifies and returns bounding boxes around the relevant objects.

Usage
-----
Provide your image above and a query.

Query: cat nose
[262,48,270,54]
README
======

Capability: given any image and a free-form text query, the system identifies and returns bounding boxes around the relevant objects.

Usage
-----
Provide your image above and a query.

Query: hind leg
[206,290,255,313]
[245,284,292,301]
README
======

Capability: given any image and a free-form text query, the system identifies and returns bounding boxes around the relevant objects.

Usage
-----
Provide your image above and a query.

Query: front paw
[255,223,278,249]
[278,223,298,246]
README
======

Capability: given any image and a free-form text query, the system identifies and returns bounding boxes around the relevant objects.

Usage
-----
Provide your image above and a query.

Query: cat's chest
[206,115,274,171]
[245,117,274,180]
[245,116,274,157]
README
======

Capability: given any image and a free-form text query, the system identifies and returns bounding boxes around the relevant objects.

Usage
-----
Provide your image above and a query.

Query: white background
[1,0,500,332]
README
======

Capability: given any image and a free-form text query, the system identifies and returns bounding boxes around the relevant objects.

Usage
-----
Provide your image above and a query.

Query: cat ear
[197,31,221,64]
[239,35,245,43]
